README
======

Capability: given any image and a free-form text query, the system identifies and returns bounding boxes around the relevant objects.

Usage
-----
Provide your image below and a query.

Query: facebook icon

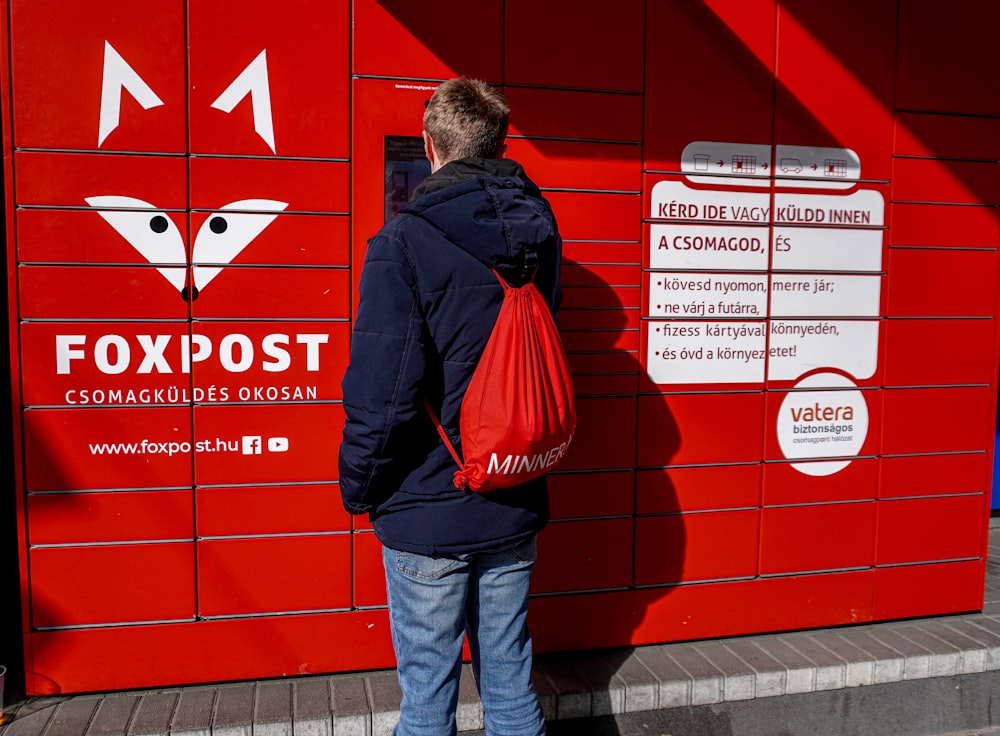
[241,436,263,455]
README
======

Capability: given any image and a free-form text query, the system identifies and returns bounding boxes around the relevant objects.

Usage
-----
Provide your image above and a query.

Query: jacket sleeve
[338,233,427,514]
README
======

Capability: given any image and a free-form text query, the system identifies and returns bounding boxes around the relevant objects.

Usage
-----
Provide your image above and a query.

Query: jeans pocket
[395,550,463,581]
[504,535,537,564]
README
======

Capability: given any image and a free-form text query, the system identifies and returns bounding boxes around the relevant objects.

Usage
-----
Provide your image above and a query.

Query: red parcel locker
[9,0,187,152]
[188,0,350,159]
[504,0,644,92]
[4,0,1000,697]
[773,0,896,183]
[354,0,502,82]
[644,0,777,171]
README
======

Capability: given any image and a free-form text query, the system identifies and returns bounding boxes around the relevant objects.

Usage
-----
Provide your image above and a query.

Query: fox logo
[85,196,287,300]
[92,40,286,299]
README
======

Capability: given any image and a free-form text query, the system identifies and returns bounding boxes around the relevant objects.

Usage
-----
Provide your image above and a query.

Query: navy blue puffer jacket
[338,158,563,555]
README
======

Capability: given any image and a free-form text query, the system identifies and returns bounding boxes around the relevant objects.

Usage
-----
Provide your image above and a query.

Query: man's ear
[423,130,440,172]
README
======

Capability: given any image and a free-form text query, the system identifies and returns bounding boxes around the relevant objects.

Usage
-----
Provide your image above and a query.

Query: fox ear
[98,42,165,147]
[210,50,276,153]
[85,195,187,293]
[190,199,288,290]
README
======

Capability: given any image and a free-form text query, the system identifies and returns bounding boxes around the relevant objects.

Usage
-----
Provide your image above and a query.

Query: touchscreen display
[385,135,431,222]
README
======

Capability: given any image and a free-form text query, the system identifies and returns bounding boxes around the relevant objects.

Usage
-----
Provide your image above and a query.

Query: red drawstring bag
[425,268,576,492]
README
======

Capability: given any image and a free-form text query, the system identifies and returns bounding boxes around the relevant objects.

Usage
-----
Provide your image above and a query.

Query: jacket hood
[400,157,559,273]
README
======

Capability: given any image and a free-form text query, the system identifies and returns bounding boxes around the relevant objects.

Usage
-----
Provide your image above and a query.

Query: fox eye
[209,216,228,234]
[149,215,169,233]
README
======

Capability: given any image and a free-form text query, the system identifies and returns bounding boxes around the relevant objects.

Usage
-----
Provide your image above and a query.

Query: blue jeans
[382,536,546,736]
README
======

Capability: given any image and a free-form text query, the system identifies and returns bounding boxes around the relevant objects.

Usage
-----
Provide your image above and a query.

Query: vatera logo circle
[776,371,869,477]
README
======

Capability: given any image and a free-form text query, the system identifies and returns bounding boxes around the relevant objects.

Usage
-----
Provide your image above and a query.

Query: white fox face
[85,196,288,300]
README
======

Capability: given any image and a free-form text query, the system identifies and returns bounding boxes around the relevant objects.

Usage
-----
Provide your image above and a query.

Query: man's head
[422,77,509,171]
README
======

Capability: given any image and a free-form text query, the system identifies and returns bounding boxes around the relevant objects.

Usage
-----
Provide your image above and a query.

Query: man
[338,78,561,736]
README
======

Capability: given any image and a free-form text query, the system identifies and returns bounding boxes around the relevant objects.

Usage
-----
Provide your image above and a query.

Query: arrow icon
[98,41,165,147]
[212,49,276,153]
[811,164,818,171]
[762,162,769,170]
[717,160,725,167]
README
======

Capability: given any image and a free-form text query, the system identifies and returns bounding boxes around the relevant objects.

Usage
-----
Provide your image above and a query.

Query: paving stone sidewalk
[4,527,1000,736]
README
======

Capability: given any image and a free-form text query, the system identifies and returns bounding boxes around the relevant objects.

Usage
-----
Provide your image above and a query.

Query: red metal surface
[188,267,350,320]
[565,352,638,375]
[884,318,996,387]
[545,192,642,242]
[560,327,639,354]
[568,373,639,397]
[504,0,644,92]
[563,240,642,266]
[190,158,350,213]
[563,263,641,289]
[759,502,876,575]
[561,284,640,311]
[353,0,501,82]
[548,471,635,520]
[189,0,349,158]
[762,456,878,506]
[506,139,641,193]
[644,0,777,172]
[507,88,643,143]
[559,397,637,472]
[634,509,759,585]
[631,569,875,644]
[17,265,189,320]
[559,308,640,333]
[27,610,395,695]
[27,490,193,545]
[534,518,633,594]
[564,352,639,397]
[14,151,186,207]
[892,158,1000,205]
[894,112,1000,162]
[896,1,1000,116]
[774,0,896,183]
[636,465,761,515]
[879,453,990,500]
[9,0,186,152]
[530,570,874,653]
[882,387,993,456]
[876,495,988,565]
[873,560,986,621]
[197,534,351,616]
[890,203,999,248]
[353,531,387,608]
[637,392,766,467]
[30,543,196,628]
[196,484,348,537]
[886,248,998,319]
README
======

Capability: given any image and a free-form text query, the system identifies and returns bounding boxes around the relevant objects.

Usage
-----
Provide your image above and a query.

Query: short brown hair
[423,77,509,163]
